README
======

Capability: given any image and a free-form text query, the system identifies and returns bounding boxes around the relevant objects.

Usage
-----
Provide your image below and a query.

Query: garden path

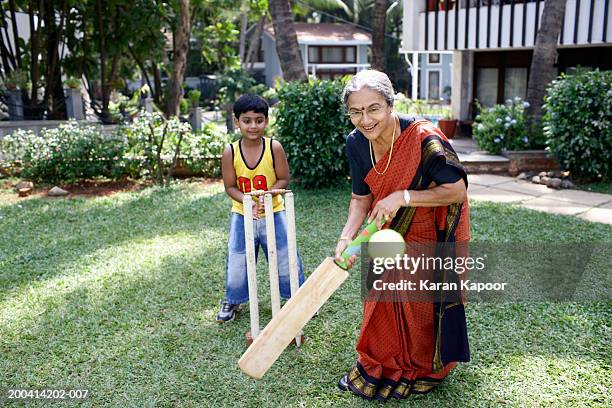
[468,174,612,224]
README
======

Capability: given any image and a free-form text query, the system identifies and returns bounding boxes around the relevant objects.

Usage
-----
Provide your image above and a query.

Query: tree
[268,0,306,82]
[371,0,387,70]
[525,0,567,128]
[166,0,192,117]
[42,0,69,119]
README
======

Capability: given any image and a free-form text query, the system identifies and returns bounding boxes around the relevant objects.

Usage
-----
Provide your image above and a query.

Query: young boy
[217,94,305,323]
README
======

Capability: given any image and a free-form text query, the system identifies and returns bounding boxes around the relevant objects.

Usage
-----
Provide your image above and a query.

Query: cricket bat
[238,221,379,379]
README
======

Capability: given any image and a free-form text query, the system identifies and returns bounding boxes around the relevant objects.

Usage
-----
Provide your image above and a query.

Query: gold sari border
[345,362,445,402]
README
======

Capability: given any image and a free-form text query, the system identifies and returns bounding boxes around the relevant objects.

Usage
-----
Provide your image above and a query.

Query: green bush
[543,68,612,181]
[473,97,546,154]
[117,112,229,180]
[275,79,351,188]
[0,121,128,183]
[179,122,231,177]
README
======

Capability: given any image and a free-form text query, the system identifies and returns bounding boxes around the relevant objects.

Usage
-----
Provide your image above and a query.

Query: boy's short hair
[233,94,269,118]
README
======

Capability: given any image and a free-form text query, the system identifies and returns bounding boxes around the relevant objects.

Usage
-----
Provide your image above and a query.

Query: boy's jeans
[226,211,305,304]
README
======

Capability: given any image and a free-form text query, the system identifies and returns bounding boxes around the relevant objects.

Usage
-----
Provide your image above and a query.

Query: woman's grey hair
[342,69,395,107]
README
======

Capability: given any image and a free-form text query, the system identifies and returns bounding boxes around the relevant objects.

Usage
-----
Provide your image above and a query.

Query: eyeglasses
[346,105,387,121]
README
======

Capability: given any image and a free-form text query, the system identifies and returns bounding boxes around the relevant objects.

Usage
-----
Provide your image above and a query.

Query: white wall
[405,0,612,52]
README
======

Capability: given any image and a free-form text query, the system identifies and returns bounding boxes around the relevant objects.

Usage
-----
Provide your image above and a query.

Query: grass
[578,182,612,195]
[0,180,610,407]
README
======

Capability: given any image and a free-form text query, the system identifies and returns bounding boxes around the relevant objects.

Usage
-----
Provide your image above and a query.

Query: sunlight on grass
[0,232,222,329]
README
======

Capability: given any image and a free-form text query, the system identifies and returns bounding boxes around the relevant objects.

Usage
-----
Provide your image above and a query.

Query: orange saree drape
[345,119,470,402]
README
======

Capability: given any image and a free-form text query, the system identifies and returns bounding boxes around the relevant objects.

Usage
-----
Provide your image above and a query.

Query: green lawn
[0,180,610,407]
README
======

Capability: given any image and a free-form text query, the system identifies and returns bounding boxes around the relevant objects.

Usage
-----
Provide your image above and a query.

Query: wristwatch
[403,189,411,206]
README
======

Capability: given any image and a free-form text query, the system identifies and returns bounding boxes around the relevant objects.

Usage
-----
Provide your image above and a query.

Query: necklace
[369,114,397,175]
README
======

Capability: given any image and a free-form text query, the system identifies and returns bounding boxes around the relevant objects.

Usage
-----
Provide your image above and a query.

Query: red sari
[345,119,470,401]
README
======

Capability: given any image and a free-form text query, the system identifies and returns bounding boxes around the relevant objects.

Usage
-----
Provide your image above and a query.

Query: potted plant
[187,89,202,131]
[2,70,27,120]
[64,77,85,120]
[438,107,457,139]
[187,89,201,109]
[64,77,81,89]
[3,70,28,90]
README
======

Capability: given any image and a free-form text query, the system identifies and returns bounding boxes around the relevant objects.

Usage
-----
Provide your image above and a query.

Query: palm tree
[268,0,307,81]
[370,0,387,70]
[526,0,568,128]
[166,0,191,117]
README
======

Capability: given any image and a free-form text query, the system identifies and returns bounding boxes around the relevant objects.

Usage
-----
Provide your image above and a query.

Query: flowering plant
[472,97,545,154]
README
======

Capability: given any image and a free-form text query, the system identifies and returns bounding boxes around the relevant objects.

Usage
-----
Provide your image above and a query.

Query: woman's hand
[335,238,357,270]
[368,190,406,229]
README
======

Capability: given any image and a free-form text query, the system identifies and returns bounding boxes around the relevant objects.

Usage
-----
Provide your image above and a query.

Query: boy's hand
[251,196,264,219]
[251,199,260,219]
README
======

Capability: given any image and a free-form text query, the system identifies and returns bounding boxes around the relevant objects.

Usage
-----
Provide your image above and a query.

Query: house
[258,23,372,87]
[400,0,612,120]
[416,52,453,101]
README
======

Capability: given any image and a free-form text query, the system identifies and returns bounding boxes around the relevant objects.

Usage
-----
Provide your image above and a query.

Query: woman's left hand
[368,190,406,229]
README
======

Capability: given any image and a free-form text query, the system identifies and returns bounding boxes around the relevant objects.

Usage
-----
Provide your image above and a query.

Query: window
[476,68,499,107]
[321,47,344,63]
[503,67,528,100]
[308,47,319,63]
[345,47,356,62]
[428,53,441,64]
[307,46,357,64]
[427,70,441,100]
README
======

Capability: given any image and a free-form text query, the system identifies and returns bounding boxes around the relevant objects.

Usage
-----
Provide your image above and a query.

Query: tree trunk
[28,1,42,104]
[43,0,67,119]
[166,0,191,118]
[152,63,163,106]
[526,0,567,128]
[268,0,306,82]
[0,1,17,73]
[246,16,266,73]
[95,0,112,122]
[128,46,154,96]
[239,11,247,62]
[371,0,387,71]
[8,0,22,70]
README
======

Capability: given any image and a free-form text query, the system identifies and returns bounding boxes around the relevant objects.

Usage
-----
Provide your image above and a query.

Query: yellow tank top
[230,137,284,215]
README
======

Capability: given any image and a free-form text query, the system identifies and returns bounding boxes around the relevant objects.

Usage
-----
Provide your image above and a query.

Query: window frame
[307,45,358,64]
[426,69,442,101]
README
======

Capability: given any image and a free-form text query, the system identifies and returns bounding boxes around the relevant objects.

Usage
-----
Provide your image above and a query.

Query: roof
[264,23,371,45]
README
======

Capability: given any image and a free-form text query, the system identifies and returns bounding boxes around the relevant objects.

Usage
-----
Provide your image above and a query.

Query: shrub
[473,97,546,154]
[118,112,191,185]
[179,122,231,177]
[118,112,229,180]
[275,79,351,189]
[543,68,612,181]
[0,121,128,183]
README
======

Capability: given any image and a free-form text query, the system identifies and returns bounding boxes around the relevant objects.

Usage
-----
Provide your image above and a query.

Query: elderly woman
[334,70,470,402]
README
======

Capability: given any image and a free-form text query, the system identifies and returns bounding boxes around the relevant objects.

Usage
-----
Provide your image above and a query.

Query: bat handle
[335,220,379,270]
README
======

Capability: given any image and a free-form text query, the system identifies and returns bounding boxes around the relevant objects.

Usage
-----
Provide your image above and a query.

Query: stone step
[458,152,510,175]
